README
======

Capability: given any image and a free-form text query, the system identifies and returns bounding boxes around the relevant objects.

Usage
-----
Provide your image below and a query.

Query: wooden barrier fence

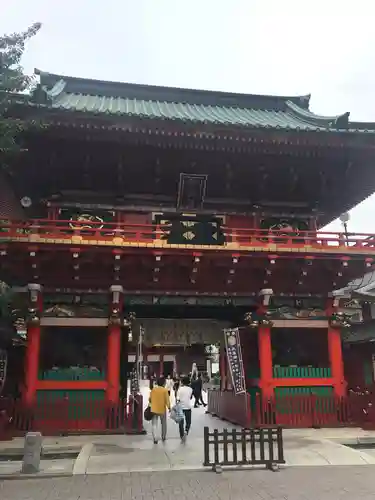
[203,426,285,471]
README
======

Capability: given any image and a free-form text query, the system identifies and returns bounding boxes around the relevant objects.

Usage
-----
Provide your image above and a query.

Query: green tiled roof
[33,70,375,133]
[344,321,375,343]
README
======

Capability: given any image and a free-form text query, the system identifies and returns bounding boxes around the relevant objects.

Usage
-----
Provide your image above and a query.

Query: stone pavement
[0,457,74,477]
[3,404,375,475]
[82,429,375,473]
[3,385,375,475]
[2,467,375,499]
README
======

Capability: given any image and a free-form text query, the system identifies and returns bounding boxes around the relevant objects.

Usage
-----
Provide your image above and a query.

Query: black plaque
[223,328,246,395]
[153,213,225,246]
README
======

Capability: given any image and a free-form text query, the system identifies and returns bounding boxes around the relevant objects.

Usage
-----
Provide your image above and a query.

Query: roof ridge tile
[27,69,375,134]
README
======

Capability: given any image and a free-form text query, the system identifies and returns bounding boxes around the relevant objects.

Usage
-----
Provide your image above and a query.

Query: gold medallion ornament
[69,214,104,230]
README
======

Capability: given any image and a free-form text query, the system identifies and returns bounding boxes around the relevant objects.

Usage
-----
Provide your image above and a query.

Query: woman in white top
[176,376,193,441]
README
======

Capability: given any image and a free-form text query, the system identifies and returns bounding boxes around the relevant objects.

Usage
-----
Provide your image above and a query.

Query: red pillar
[106,285,123,404]
[327,300,346,397]
[258,325,273,399]
[24,284,42,405]
[107,324,121,404]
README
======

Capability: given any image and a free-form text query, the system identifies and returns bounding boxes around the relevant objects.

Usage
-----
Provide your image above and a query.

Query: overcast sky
[2,0,375,233]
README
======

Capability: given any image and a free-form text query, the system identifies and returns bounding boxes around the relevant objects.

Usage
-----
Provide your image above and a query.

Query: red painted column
[327,300,346,397]
[258,325,273,399]
[106,285,124,404]
[24,284,42,405]
[107,325,121,403]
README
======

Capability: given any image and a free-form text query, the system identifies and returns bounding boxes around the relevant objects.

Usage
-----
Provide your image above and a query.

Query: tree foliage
[0,24,41,307]
[0,22,41,154]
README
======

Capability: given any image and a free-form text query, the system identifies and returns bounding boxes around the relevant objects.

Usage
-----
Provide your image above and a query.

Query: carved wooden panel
[140,319,228,346]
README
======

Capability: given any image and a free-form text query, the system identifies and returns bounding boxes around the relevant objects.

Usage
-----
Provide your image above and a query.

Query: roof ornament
[47,79,66,99]
[298,94,311,108]
[330,112,350,130]
[31,75,66,104]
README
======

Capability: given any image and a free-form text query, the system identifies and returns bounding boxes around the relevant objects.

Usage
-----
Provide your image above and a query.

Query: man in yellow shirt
[149,377,170,444]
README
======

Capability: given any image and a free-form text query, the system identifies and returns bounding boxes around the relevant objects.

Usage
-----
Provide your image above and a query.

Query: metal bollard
[21,432,42,474]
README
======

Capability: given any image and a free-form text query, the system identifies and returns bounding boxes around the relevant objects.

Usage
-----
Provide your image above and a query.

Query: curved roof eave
[286,101,350,129]
[34,68,313,111]
[333,271,375,297]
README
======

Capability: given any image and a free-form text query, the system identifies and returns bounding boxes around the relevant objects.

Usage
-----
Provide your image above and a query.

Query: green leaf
[0,22,42,156]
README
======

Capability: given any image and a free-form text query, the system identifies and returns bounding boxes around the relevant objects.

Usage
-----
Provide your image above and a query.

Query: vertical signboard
[0,349,7,396]
[137,326,144,384]
[223,328,246,394]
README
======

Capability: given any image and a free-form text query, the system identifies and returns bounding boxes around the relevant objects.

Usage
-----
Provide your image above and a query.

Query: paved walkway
[3,386,375,475]
[2,466,375,499]
[3,410,375,476]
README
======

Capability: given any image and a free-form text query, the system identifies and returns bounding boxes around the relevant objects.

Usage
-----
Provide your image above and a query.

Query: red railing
[0,394,144,440]
[255,394,349,428]
[3,391,375,437]
[1,218,375,251]
[207,390,375,429]
[207,390,251,428]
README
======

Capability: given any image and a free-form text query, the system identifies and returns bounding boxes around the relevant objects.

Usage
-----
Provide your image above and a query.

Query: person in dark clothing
[173,376,180,399]
[194,373,206,407]
[191,375,201,408]
[149,372,156,390]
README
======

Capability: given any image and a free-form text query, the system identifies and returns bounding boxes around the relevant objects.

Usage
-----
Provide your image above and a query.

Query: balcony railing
[273,366,332,379]
[1,219,375,254]
[39,368,106,381]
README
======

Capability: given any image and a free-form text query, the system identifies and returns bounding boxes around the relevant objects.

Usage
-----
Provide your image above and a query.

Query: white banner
[0,349,7,396]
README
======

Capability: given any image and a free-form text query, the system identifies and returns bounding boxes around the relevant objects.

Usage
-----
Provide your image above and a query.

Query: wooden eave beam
[15,104,375,150]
